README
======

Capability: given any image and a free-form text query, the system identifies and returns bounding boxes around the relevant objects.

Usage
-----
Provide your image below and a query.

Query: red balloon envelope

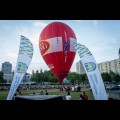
[39,22,77,84]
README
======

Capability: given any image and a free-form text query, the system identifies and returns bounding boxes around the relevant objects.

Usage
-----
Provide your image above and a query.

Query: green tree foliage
[109,71,116,83]
[44,70,49,82]
[67,72,79,85]
[78,74,82,85]
[109,71,120,83]
[31,69,120,84]
[78,74,88,84]
[48,71,57,82]
[101,71,120,83]
[39,69,45,84]
[68,71,76,85]
[31,70,35,81]
[101,73,111,82]
[32,70,35,75]
[68,72,88,85]
[31,69,57,83]
[0,71,5,83]
[114,74,120,83]
[31,70,89,85]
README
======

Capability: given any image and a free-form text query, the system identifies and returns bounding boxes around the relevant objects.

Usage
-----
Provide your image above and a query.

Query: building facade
[76,60,86,74]
[3,73,32,83]
[2,62,12,74]
[3,73,14,83]
[1,62,13,83]
[98,59,120,74]
[76,59,120,75]
[22,73,32,83]
[1,62,31,83]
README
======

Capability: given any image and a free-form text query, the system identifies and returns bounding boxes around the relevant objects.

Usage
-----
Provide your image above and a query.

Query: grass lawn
[0,88,94,100]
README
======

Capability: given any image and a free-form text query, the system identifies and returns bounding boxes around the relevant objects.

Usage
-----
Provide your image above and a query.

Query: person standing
[66,92,72,100]
[79,94,84,100]
[40,91,44,95]
[19,91,22,96]
[45,90,48,95]
[81,91,88,100]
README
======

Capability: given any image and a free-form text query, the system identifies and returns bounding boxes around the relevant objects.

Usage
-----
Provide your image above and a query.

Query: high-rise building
[76,60,86,74]
[1,62,13,83]
[76,49,120,75]
[3,74,14,83]
[98,59,120,74]
[2,62,12,74]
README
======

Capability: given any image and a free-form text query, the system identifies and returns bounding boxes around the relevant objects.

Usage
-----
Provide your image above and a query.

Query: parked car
[105,86,111,90]
[109,85,120,90]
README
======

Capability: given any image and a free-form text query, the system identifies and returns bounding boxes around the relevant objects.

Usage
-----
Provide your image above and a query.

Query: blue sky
[0,20,120,73]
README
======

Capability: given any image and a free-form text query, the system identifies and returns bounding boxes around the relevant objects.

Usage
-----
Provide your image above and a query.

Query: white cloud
[5,50,18,59]
[14,24,40,46]
[33,21,48,27]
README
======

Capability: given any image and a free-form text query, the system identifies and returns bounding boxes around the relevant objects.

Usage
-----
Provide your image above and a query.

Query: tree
[32,70,35,75]
[0,71,4,83]
[38,69,44,84]
[36,70,39,74]
[31,70,57,83]
[114,74,120,83]
[110,71,114,81]
[78,74,83,85]
[109,71,116,83]
[40,69,43,73]
[31,70,36,82]
[44,70,49,82]
[101,73,111,82]
[81,74,88,84]
[35,70,39,83]
[68,72,79,85]
[31,70,39,83]
[48,71,57,82]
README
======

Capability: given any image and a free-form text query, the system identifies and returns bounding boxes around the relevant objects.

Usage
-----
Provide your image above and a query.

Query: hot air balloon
[39,22,77,84]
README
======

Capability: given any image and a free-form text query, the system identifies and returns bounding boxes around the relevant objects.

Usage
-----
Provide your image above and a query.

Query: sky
[0,20,120,74]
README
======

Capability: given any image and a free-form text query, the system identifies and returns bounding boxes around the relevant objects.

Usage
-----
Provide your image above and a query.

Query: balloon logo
[40,41,50,56]
[39,22,77,84]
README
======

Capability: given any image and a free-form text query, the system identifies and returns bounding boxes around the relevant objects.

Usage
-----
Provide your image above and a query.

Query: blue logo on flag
[85,62,96,72]
[17,62,28,73]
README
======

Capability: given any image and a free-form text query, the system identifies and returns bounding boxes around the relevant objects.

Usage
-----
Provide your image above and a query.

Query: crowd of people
[39,90,48,95]
[0,84,89,100]
[0,85,82,92]
[13,89,88,100]
[0,85,57,91]
[14,89,49,97]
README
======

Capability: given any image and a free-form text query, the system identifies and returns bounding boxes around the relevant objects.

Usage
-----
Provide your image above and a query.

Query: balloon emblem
[39,22,77,84]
